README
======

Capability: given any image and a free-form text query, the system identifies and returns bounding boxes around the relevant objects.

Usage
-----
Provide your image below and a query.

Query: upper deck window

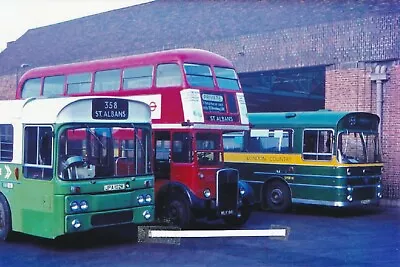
[123,66,153,90]
[43,75,65,97]
[21,78,41,99]
[67,73,92,94]
[94,69,121,92]
[214,67,240,90]
[183,63,214,88]
[156,63,182,87]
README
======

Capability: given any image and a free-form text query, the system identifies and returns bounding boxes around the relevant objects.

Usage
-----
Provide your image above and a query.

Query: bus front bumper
[65,205,154,233]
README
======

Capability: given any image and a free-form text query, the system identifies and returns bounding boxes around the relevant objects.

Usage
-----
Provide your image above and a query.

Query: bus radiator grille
[91,210,134,227]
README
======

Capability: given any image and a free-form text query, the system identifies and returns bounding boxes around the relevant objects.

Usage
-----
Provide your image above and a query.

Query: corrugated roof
[1,0,399,75]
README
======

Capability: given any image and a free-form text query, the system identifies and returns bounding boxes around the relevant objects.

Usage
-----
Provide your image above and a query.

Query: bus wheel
[0,194,12,241]
[265,180,291,212]
[163,195,192,229]
[223,200,252,227]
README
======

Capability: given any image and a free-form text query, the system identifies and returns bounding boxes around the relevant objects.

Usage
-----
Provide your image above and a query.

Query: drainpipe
[370,65,388,146]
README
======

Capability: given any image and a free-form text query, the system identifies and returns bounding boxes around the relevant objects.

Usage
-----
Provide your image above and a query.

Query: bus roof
[249,110,380,128]
[0,96,151,124]
[19,48,235,80]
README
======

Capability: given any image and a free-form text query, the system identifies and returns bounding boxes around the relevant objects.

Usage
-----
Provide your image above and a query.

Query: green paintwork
[224,111,382,207]
[0,122,155,240]
[249,110,379,130]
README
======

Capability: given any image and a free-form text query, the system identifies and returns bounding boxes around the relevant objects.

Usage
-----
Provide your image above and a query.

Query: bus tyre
[0,194,12,241]
[265,180,291,212]
[163,195,192,229]
[223,201,252,227]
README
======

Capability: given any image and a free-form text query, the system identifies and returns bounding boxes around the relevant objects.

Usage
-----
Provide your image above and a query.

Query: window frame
[183,63,214,88]
[249,128,294,153]
[66,72,92,95]
[23,125,54,180]
[93,69,122,92]
[42,75,66,97]
[302,128,334,161]
[155,63,183,88]
[122,65,154,90]
[0,124,14,162]
[21,78,42,99]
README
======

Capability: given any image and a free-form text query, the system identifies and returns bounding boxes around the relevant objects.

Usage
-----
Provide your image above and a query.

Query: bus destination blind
[92,98,129,120]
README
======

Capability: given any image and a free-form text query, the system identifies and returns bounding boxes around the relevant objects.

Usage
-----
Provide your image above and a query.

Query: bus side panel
[15,178,57,238]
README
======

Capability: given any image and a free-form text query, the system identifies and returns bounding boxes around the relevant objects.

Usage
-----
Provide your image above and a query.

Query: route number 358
[104,101,118,109]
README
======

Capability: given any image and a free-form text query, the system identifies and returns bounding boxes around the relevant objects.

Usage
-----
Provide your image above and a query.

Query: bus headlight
[377,184,382,198]
[70,201,79,211]
[239,187,246,196]
[137,195,145,204]
[347,195,353,202]
[71,219,81,229]
[145,194,152,203]
[203,189,211,198]
[346,168,352,176]
[80,200,89,210]
[346,186,353,193]
[143,210,151,220]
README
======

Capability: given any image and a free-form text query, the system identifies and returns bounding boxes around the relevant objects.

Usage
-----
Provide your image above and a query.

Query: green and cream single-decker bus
[223,111,383,212]
[0,96,154,241]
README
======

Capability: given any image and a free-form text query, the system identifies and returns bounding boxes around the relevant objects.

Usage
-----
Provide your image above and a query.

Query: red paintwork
[15,48,246,203]
[16,48,245,127]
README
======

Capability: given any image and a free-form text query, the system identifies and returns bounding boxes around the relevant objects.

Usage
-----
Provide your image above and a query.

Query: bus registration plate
[104,183,126,191]
[361,199,371,205]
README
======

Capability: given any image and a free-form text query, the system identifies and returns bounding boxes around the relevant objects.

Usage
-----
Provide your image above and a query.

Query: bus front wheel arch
[263,179,292,213]
[0,193,12,241]
[156,188,193,229]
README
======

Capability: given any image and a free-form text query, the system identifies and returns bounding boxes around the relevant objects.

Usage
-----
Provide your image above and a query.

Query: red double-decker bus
[16,48,254,228]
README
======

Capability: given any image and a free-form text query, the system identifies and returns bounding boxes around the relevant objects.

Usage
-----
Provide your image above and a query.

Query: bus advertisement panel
[0,96,154,240]
[223,111,383,212]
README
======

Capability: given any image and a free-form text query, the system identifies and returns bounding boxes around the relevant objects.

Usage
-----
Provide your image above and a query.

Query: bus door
[17,125,55,237]
[170,131,195,186]
[154,131,171,180]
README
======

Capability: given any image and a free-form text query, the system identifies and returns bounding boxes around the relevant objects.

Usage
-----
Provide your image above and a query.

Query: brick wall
[0,74,16,100]
[184,15,400,73]
[381,65,400,199]
[326,64,400,199]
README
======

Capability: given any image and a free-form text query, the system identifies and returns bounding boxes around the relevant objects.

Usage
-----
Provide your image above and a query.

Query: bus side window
[23,126,53,180]
[303,130,333,161]
[154,131,171,179]
[248,129,293,153]
[156,63,182,87]
[43,75,65,97]
[94,69,121,92]
[0,124,13,162]
[21,78,42,99]
[222,134,244,152]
